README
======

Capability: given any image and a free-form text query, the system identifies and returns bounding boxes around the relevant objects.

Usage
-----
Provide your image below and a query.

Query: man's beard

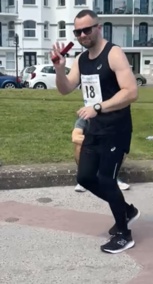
[79,39,96,49]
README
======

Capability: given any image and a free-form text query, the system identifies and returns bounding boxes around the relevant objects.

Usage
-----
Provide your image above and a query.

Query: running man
[51,9,140,253]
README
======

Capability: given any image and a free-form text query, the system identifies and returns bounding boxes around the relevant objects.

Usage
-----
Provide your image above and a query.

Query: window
[75,0,86,5]
[8,21,15,38]
[144,60,150,65]
[44,21,49,38]
[8,0,14,5]
[41,66,56,73]
[41,65,70,74]
[44,0,48,6]
[23,20,36,37]
[58,21,66,38]
[6,52,15,70]
[75,52,81,57]
[103,22,112,42]
[23,0,36,4]
[58,0,65,5]
[44,52,49,64]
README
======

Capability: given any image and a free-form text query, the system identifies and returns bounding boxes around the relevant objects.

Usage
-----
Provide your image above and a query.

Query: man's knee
[77,171,96,188]
[98,174,119,200]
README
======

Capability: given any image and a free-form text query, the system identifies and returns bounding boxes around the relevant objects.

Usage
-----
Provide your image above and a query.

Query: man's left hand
[77,106,97,119]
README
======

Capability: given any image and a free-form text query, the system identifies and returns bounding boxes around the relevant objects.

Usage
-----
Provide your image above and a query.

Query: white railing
[93,0,153,15]
[0,33,16,48]
[0,0,18,14]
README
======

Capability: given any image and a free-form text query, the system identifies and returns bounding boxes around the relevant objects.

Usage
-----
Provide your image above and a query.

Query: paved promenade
[0,183,153,283]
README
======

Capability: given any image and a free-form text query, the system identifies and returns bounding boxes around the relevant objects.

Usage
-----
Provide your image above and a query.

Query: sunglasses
[73,24,98,37]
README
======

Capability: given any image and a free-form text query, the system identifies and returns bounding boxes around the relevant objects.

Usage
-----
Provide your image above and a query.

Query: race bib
[81,74,102,106]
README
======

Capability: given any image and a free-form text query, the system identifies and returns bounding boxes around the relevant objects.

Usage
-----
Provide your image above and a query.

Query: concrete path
[0,183,153,284]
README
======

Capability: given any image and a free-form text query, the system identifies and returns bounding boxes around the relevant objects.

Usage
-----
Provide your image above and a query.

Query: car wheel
[136,78,143,86]
[33,83,47,89]
[4,82,16,89]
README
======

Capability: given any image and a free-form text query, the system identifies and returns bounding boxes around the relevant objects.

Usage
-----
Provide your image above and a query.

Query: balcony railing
[93,0,153,15]
[133,37,153,47]
[0,33,15,48]
[102,25,153,47]
[113,35,153,47]
[0,0,18,15]
[134,0,153,14]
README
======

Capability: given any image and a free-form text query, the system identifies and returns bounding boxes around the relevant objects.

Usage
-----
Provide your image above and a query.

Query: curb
[0,160,153,190]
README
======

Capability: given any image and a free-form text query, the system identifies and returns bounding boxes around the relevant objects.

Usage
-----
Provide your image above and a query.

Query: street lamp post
[14,33,19,81]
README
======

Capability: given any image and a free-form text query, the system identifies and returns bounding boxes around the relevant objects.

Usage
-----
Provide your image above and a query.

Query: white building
[93,0,153,75]
[0,0,153,75]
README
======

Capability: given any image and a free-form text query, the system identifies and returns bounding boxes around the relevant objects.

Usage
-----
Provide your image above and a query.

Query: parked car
[135,73,147,86]
[20,66,36,87]
[0,72,22,89]
[130,66,147,86]
[24,64,146,89]
[25,64,70,89]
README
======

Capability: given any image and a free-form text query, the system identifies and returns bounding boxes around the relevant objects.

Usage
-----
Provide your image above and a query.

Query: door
[142,57,151,75]
[104,0,112,14]
[24,52,37,67]
[126,0,133,13]
[103,23,112,42]
[125,53,140,73]
[139,23,148,45]
[37,65,56,89]
[0,0,1,46]
[0,22,2,46]
[126,27,132,47]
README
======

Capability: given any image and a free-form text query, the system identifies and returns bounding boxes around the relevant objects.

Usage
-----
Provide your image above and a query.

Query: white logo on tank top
[97,64,102,70]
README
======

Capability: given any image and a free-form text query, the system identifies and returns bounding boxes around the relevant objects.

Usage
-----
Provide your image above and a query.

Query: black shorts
[83,132,132,155]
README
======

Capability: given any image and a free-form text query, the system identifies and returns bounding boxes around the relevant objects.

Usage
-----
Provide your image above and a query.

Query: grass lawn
[0,87,153,165]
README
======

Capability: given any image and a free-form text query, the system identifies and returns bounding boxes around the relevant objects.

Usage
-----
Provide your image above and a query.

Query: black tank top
[78,42,132,136]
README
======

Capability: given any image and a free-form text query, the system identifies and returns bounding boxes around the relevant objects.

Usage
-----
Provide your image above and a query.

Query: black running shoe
[109,204,140,236]
[101,230,135,254]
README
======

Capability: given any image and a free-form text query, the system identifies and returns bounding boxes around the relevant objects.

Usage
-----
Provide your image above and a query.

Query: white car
[25,64,70,89]
[20,66,34,87]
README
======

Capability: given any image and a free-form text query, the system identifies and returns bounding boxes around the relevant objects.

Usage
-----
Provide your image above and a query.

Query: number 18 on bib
[81,74,103,107]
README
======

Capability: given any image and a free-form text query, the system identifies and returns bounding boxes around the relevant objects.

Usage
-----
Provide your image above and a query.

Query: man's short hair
[75,9,98,20]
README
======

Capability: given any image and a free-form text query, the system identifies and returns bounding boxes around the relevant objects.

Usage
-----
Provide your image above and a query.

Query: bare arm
[51,43,81,95]
[101,46,138,113]
[72,128,84,145]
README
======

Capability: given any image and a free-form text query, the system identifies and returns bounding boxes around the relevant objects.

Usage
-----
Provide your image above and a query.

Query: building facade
[0,0,153,75]
[93,0,153,75]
